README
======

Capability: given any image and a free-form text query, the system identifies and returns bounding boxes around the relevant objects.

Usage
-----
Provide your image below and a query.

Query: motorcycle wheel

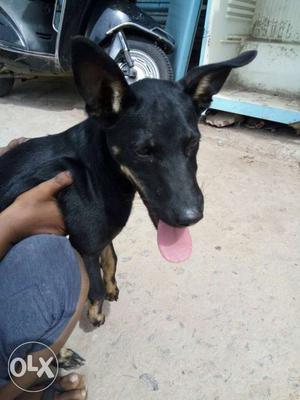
[0,70,15,97]
[118,37,173,84]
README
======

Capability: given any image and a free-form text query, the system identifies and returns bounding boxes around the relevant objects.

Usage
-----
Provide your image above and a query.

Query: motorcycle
[0,0,175,96]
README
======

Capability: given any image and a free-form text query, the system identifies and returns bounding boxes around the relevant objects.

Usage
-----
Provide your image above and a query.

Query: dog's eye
[185,138,200,156]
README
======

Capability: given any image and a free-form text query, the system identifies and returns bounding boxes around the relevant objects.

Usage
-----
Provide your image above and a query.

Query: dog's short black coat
[0,37,256,326]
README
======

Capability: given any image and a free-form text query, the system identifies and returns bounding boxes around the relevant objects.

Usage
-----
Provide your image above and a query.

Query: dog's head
[72,38,256,261]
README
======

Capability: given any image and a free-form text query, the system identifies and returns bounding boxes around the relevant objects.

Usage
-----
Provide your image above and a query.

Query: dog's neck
[73,117,137,194]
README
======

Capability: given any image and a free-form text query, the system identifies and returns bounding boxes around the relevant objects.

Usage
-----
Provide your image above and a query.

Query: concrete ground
[1,78,300,400]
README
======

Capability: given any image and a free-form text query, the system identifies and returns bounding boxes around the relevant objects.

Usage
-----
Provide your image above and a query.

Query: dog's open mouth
[144,202,193,263]
[140,194,193,263]
[157,220,192,263]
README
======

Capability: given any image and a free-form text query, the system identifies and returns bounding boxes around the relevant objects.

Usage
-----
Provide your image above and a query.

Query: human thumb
[38,171,73,197]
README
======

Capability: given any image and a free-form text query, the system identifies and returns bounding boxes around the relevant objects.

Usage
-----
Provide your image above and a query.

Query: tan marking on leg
[101,243,119,302]
[87,299,105,327]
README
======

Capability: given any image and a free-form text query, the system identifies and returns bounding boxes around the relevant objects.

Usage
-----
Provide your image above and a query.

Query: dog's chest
[103,180,135,234]
[66,172,135,254]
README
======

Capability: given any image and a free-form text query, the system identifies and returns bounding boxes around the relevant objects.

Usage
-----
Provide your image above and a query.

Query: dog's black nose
[176,208,203,226]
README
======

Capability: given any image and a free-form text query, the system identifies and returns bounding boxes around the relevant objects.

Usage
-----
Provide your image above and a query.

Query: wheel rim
[118,49,160,84]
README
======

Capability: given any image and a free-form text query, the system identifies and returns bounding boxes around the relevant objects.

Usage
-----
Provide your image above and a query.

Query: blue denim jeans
[0,235,81,387]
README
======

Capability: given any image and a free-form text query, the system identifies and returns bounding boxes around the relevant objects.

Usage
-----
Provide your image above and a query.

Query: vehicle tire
[0,71,15,97]
[118,37,173,83]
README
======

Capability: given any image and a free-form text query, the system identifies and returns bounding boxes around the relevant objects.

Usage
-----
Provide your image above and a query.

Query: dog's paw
[87,300,106,327]
[57,348,85,370]
[105,282,119,302]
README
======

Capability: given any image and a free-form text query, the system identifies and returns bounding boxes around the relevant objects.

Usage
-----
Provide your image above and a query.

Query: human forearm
[0,137,29,259]
[0,210,16,260]
[0,140,73,261]
[0,171,72,261]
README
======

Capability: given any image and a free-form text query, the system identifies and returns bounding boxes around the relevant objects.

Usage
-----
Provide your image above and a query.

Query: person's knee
[10,234,74,269]
[20,235,79,276]
[7,234,84,310]
[11,234,89,299]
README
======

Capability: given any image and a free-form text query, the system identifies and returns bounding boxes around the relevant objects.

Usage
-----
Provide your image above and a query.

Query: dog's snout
[176,207,203,227]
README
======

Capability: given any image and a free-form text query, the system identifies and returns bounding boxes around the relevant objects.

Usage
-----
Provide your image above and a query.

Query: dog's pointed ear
[71,36,136,123]
[179,50,257,112]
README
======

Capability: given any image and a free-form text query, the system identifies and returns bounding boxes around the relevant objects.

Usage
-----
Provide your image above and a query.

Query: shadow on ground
[0,77,83,112]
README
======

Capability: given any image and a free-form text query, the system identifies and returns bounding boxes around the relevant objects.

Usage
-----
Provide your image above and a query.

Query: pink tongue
[157,220,192,263]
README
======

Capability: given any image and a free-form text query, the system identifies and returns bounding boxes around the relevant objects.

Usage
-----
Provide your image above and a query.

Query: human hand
[2,171,73,243]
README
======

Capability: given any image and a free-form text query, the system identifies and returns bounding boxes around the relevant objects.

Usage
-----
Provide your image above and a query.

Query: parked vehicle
[0,0,175,96]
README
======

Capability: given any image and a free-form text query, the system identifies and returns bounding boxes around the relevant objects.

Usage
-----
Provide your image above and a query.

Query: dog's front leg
[82,254,106,327]
[101,242,119,302]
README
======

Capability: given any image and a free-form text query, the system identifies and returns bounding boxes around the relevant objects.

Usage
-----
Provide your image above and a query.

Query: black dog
[0,37,256,326]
